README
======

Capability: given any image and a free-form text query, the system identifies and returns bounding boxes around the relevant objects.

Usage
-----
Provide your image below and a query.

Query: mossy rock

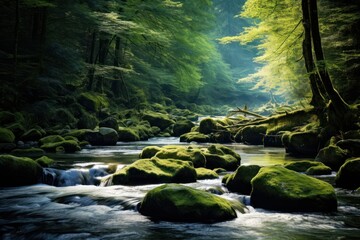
[53,108,77,128]
[284,160,328,173]
[282,131,320,157]
[39,135,65,145]
[179,132,210,143]
[225,165,261,195]
[196,168,219,180]
[315,145,349,171]
[154,146,206,168]
[35,156,55,167]
[199,118,218,134]
[335,158,360,190]
[263,134,283,147]
[6,123,25,139]
[0,155,43,187]
[203,154,239,171]
[251,166,337,212]
[139,184,238,223]
[86,127,118,146]
[210,130,233,143]
[10,148,45,158]
[77,111,98,130]
[134,124,154,140]
[336,140,360,157]
[21,128,43,142]
[78,92,109,112]
[63,136,79,142]
[63,129,95,141]
[305,165,332,175]
[117,127,140,142]
[139,146,162,159]
[207,145,241,162]
[99,116,119,131]
[103,158,196,186]
[173,119,195,137]
[41,140,81,153]
[0,111,16,125]
[240,125,267,145]
[142,111,175,130]
[0,128,15,143]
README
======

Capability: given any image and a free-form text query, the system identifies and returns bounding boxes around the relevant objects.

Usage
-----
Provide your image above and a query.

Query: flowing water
[1,137,359,239]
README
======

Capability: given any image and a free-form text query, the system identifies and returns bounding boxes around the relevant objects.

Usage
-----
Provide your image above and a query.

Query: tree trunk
[87,30,97,90]
[301,0,325,109]
[308,0,349,114]
[13,0,19,80]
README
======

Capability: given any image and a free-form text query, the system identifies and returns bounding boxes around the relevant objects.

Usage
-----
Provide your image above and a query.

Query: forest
[0,0,360,239]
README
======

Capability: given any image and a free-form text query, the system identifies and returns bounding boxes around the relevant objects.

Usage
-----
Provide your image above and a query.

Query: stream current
[1,137,359,239]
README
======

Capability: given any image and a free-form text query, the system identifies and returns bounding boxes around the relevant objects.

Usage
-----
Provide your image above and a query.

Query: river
[1,137,359,239]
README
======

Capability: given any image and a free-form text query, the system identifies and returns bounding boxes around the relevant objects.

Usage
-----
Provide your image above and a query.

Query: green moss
[139,184,238,223]
[203,153,239,171]
[240,124,267,145]
[251,166,337,212]
[0,128,15,143]
[63,129,95,141]
[225,165,261,195]
[196,167,219,180]
[63,136,79,142]
[105,158,196,186]
[179,132,210,143]
[41,140,81,153]
[154,146,206,168]
[315,145,349,171]
[39,135,65,145]
[305,165,332,175]
[21,128,43,141]
[0,155,43,187]
[199,118,218,134]
[142,111,175,130]
[10,148,45,158]
[35,156,54,167]
[335,158,360,190]
[139,146,162,159]
[78,92,109,112]
[118,127,140,142]
[173,119,195,137]
[207,145,241,162]
[284,160,327,172]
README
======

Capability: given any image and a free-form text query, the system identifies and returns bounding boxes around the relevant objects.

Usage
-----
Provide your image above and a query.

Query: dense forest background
[0,0,359,130]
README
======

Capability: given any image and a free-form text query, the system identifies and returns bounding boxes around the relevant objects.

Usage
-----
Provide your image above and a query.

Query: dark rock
[87,127,118,146]
[240,125,267,145]
[0,155,43,187]
[335,158,360,190]
[173,119,195,137]
[336,139,360,157]
[99,116,119,131]
[199,118,218,134]
[10,148,45,158]
[282,131,320,157]
[21,128,43,142]
[224,165,261,195]
[315,145,349,170]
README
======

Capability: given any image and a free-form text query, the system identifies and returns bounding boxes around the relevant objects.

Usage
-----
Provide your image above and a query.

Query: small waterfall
[42,165,113,187]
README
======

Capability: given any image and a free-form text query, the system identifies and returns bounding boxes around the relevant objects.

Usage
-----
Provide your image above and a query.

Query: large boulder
[335,158,360,190]
[87,127,118,146]
[251,166,337,212]
[224,165,261,195]
[315,145,349,170]
[102,158,196,186]
[180,132,210,143]
[139,146,162,159]
[117,127,140,142]
[336,139,360,157]
[173,119,195,137]
[142,111,175,130]
[139,184,239,223]
[239,125,267,145]
[0,155,43,187]
[99,116,119,131]
[154,146,206,168]
[203,145,240,171]
[199,118,218,134]
[282,131,320,157]
[0,128,15,143]
[10,148,45,158]
[39,135,65,146]
[20,128,43,142]
[284,160,332,175]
